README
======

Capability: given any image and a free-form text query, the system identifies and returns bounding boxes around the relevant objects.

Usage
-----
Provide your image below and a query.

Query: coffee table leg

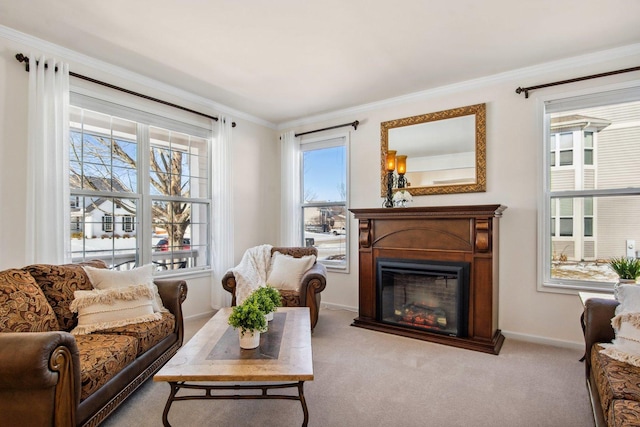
[162,381,180,427]
[297,381,309,427]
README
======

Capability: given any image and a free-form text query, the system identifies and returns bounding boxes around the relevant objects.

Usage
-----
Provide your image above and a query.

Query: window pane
[559,198,573,216]
[559,218,573,236]
[584,149,593,165]
[303,205,346,266]
[584,218,593,237]
[559,150,573,166]
[550,195,640,282]
[303,146,346,203]
[70,196,138,267]
[559,133,573,149]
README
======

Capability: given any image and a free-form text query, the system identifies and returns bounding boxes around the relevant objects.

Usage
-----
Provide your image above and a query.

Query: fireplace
[377,258,469,337]
[350,205,506,354]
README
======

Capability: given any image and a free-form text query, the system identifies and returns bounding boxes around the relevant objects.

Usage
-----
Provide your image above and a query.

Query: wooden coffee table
[154,307,314,426]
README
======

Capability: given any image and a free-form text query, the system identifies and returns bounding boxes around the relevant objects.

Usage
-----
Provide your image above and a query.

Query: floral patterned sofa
[0,261,187,426]
[584,297,640,426]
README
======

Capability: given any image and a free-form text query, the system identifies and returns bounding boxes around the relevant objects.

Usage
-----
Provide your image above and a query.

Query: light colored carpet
[102,308,594,427]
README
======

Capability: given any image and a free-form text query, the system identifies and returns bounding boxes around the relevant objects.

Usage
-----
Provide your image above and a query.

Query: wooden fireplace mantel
[349,204,506,354]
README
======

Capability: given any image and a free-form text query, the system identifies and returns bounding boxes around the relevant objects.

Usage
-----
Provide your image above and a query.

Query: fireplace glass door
[376,259,470,337]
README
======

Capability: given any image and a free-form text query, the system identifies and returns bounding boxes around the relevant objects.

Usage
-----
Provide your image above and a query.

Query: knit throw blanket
[229,244,273,304]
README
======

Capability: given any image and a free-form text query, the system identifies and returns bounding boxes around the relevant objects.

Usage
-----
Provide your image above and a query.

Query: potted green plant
[250,285,282,321]
[609,256,640,282]
[227,299,267,349]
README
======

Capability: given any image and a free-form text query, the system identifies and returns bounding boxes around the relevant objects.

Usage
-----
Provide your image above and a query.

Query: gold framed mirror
[380,103,486,196]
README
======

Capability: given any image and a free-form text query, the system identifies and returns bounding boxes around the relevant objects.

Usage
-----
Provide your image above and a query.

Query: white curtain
[280,130,302,246]
[25,54,70,264]
[211,115,234,308]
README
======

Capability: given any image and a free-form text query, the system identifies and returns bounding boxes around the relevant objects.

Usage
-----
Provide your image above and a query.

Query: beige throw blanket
[229,244,273,304]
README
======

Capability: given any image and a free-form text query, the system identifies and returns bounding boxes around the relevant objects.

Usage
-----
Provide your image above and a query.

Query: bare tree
[70,133,190,249]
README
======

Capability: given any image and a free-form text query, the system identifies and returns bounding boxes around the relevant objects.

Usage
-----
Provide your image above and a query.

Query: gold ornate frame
[380,103,486,196]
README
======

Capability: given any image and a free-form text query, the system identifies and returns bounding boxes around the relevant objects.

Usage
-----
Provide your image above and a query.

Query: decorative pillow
[600,312,640,367]
[267,252,316,291]
[0,269,60,332]
[83,264,167,313]
[615,284,640,315]
[70,284,162,335]
[24,260,106,331]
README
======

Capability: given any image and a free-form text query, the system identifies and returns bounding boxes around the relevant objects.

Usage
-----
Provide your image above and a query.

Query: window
[102,214,114,232]
[69,94,211,272]
[300,135,348,270]
[541,86,640,291]
[122,215,135,233]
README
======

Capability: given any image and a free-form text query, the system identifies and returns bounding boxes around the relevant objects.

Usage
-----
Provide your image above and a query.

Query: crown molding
[278,43,640,130]
[0,24,277,129]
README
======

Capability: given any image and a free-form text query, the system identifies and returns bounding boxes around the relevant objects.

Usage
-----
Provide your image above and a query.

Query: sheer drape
[280,130,301,246]
[211,115,234,308]
[25,54,70,264]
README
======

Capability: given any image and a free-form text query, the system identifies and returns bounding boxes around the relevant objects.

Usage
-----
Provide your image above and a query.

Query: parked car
[155,238,190,251]
[332,227,346,235]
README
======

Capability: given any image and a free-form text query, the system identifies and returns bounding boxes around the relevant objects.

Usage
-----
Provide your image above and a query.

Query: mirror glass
[380,103,486,196]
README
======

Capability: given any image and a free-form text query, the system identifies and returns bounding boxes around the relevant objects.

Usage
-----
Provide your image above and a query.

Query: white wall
[0,33,279,320]
[282,49,640,346]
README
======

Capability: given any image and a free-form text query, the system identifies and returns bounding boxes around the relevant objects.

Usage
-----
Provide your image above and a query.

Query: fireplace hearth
[350,205,506,354]
[377,258,469,337]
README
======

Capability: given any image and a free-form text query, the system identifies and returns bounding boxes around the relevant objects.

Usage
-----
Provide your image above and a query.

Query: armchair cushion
[0,269,60,332]
[267,251,316,291]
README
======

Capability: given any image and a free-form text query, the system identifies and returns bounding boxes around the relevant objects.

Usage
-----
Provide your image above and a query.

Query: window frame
[68,91,213,274]
[299,132,350,273]
[538,82,640,293]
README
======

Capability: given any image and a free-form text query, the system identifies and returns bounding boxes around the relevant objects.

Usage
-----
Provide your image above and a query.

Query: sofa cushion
[608,399,640,427]
[98,312,176,356]
[83,264,167,313]
[75,333,138,401]
[24,260,107,331]
[70,284,162,335]
[592,343,640,416]
[0,269,60,332]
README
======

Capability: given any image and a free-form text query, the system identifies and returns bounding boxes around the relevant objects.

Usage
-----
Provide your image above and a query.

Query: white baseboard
[320,302,358,313]
[184,310,216,322]
[502,330,583,351]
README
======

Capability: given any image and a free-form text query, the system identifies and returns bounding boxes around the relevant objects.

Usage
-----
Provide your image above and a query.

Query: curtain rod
[15,53,236,127]
[515,66,640,99]
[294,120,359,137]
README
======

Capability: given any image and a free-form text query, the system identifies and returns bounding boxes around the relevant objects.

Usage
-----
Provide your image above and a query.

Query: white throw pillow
[615,284,640,315]
[83,264,167,313]
[69,284,162,335]
[267,252,316,291]
[600,312,640,367]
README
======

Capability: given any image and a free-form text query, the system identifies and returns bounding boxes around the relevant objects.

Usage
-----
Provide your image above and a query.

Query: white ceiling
[1,0,639,125]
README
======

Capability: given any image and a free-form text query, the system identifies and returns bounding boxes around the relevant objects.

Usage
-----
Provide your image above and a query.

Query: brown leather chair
[222,246,327,330]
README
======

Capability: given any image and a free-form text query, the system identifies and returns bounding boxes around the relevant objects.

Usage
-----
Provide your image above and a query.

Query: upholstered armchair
[222,246,327,330]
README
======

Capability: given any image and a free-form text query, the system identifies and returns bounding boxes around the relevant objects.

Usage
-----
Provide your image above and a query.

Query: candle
[396,155,407,175]
[386,150,397,171]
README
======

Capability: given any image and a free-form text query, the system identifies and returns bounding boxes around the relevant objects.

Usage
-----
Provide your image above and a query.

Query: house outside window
[300,135,348,270]
[540,86,640,291]
[69,94,211,272]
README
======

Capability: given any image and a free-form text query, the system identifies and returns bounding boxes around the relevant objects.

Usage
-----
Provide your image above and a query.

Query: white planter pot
[238,330,260,349]
[266,311,274,321]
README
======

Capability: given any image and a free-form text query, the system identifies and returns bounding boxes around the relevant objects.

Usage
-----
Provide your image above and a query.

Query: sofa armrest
[155,279,188,346]
[300,263,327,297]
[0,331,80,427]
[584,297,619,376]
[221,271,237,305]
